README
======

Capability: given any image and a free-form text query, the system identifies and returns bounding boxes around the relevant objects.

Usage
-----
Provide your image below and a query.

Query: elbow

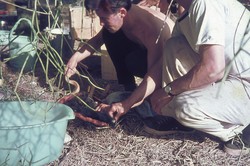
[209,71,224,82]
[208,65,225,82]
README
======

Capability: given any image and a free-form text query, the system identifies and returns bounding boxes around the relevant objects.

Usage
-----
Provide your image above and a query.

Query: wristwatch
[164,83,175,97]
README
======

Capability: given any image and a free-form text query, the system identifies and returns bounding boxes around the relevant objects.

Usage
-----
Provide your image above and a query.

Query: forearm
[65,35,104,77]
[73,45,95,63]
[75,30,104,63]
[169,45,225,95]
[170,65,220,95]
[122,58,162,109]
[76,39,103,62]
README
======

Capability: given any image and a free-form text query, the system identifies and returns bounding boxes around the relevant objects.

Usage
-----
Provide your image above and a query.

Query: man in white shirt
[101,0,250,156]
[151,0,250,156]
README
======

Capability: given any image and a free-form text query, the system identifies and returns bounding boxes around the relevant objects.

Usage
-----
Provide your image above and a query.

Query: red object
[58,78,109,127]
[0,10,7,15]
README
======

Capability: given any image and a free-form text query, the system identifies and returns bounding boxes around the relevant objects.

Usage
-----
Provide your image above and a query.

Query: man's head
[84,0,132,33]
[85,0,132,12]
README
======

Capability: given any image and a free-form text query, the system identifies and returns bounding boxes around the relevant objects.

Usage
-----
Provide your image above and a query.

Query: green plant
[0,0,105,104]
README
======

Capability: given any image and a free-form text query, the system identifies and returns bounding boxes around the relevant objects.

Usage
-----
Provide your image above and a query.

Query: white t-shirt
[173,0,250,81]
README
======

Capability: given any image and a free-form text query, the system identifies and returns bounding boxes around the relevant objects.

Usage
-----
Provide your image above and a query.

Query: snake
[58,76,109,127]
[58,76,80,104]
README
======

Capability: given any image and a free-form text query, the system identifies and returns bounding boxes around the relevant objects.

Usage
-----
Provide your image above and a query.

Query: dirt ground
[51,56,250,166]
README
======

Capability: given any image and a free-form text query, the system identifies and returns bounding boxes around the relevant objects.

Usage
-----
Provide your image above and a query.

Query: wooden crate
[69,6,102,40]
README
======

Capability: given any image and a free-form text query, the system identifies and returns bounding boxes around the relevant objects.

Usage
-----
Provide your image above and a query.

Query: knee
[175,107,189,124]
[174,104,200,126]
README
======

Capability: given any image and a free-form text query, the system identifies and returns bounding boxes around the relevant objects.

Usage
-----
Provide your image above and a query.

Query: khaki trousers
[161,35,250,141]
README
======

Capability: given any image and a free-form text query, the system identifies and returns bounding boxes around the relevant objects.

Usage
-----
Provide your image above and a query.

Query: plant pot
[0,101,75,165]
[8,18,38,72]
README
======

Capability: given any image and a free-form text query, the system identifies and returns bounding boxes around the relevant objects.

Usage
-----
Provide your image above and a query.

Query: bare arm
[151,44,225,113]
[96,56,162,121]
[65,29,104,78]
[123,17,172,107]
[170,44,225,95]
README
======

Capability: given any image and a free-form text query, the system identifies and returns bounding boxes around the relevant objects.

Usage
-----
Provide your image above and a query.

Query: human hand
[150,88,173,114]
[96,102,129,122]
[65,53,80,78]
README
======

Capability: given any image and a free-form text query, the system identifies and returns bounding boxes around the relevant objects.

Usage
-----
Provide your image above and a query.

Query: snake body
[58,77,80,104]
[58,77,108,127]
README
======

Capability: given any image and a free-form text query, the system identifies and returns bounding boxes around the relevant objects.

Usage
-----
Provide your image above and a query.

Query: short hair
[84,0,132,13]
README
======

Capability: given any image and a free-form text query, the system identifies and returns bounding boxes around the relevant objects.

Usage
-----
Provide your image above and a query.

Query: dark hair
[84,0,132,13]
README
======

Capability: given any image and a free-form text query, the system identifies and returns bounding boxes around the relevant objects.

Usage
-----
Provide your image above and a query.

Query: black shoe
[224,124,250,156]
[242,124,250,145]
[224,135,250,156]
[142,115,194,136]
